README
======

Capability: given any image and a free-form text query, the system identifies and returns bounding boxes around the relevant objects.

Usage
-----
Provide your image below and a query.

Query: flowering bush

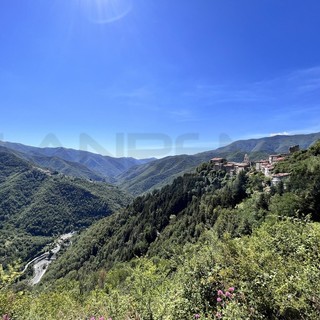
[1,219,320,319]
[214,287,235,319]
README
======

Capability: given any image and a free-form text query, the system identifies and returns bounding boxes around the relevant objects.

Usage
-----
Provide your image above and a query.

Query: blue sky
[1,0,320,158]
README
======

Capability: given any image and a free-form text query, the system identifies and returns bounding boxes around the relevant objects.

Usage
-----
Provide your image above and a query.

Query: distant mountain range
[115,132,320,195]
[0,141,155,183]
[1,132,320,195]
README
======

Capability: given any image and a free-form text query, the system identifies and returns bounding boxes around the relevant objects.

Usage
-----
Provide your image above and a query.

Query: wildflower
[217,290,224,296]
[216,312,222,319]
[194,314,200,319]
[225,291,232,298]
[90,317,96,320]
[99,317,106,320]
[228,287,235,292]
[217,297,222,302]
[2,315,10,320]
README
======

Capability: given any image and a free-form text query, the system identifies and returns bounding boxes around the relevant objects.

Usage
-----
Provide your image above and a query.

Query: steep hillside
[117,132,320,195]
[0,148,132,266]
[43,160,252,281]
[45,139,320,284]
[115,154,200,195]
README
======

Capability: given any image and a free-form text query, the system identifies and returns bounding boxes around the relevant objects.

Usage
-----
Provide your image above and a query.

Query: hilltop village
[210,145,299,186]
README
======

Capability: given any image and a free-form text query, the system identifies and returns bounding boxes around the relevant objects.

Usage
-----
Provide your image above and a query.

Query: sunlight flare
[78,0,132,23]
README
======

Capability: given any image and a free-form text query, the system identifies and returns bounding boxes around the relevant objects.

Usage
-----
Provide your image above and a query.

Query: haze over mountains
[0,141,155,183]
[2,132,320,195]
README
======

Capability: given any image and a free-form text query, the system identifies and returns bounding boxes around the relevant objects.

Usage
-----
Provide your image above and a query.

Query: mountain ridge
[116,132,320,195]
[0,140,155,182]
[2,132,320,195]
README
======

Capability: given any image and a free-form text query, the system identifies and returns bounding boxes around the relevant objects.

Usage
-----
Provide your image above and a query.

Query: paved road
[26,232,75,285]
[31,259,50,285]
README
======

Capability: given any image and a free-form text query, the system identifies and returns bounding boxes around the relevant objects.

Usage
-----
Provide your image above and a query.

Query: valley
[2,1,319,317]
[0,146,132,268]
[1,134,320,319]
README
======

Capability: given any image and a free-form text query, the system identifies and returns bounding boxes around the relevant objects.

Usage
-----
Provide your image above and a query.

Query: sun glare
[78,0,132,23]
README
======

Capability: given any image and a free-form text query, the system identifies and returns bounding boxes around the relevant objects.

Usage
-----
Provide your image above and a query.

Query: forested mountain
[21,154,105,181]
[19,139,318,320]
[0,141,155,183]
[2,140,320,319]
[0,147,132,266]
[211,132,320,155]
[45,139,320,282]
[116,132,320,195]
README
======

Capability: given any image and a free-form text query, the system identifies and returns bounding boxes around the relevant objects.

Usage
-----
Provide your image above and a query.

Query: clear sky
[1,0,320,158]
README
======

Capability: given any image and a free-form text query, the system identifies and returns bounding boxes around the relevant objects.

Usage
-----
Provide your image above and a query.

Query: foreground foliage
[1,218,320,319]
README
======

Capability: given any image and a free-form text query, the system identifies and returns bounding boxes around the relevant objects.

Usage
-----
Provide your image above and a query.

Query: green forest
[0,148,132,267]
[1,141,320,319]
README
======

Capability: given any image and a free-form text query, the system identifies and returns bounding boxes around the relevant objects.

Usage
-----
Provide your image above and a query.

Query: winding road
[22,232,75,285]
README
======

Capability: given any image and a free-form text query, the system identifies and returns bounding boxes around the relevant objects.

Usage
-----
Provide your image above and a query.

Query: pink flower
[194,314,200,319]
[228,287,235,292]
[217,297,222,302]
[99,317,106,320]
[2,315,10,320]
[225,291,231,298]
[217,290,224,296]
[90,317,96,320]
[216,312,222,319]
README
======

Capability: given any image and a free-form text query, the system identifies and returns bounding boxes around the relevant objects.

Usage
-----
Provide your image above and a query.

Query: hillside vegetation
[1,140,320,319]
[0,147,132,267]
[45,139,320,283]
